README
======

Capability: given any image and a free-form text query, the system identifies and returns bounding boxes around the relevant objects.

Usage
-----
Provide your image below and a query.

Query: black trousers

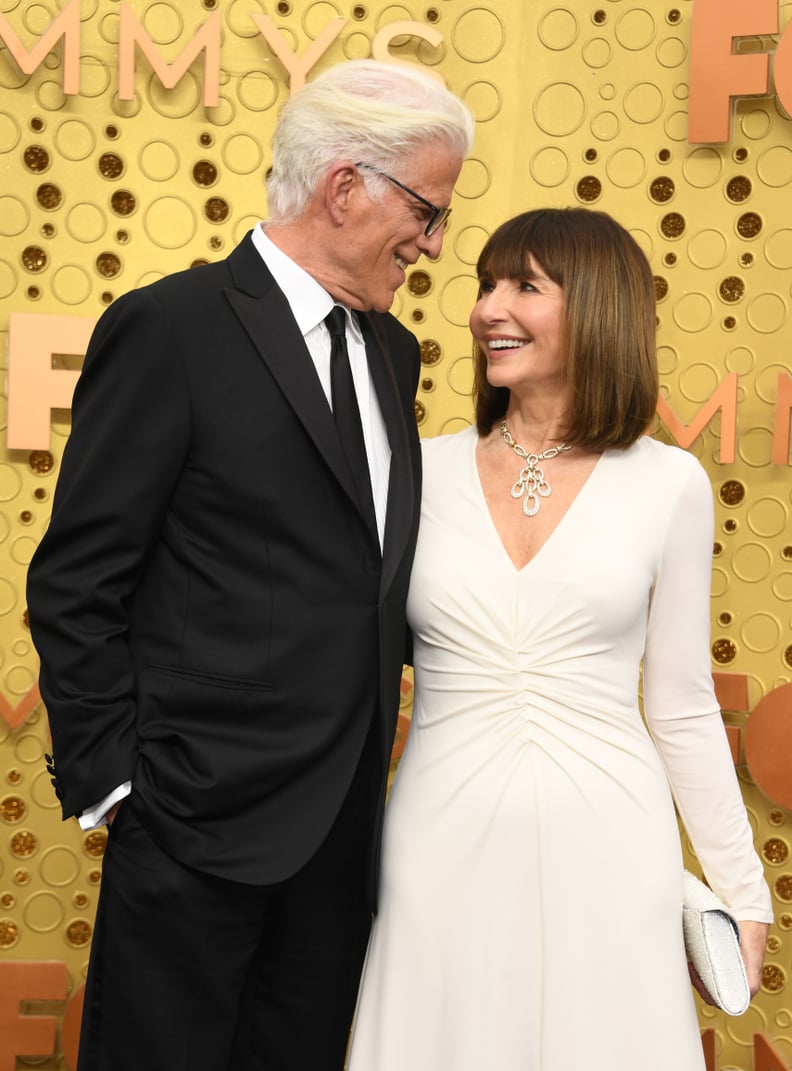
[77,747,376,1071]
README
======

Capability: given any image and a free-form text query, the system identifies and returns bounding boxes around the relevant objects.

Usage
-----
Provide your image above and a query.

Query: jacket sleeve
[26,285,191,819]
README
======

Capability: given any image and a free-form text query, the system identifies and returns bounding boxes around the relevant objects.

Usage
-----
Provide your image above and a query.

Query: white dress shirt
[251,223,391,546]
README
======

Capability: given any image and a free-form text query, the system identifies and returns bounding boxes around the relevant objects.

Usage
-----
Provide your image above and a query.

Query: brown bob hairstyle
[473,207,659,450]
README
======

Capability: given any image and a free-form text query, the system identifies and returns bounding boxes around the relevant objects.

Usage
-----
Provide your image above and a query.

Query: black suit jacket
[26,232,422,888]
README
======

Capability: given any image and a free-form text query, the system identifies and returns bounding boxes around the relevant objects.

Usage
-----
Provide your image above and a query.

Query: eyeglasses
[355,162,452,237]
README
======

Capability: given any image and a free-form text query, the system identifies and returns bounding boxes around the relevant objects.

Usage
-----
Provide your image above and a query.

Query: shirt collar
[250,222,338,336]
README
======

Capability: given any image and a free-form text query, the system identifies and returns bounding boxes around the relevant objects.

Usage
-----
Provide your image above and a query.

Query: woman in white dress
[346,207,772,1071]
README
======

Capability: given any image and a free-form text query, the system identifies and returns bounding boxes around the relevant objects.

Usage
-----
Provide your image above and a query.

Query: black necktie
[325,305,375,522]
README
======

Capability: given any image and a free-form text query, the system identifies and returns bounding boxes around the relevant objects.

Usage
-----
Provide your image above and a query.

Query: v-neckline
[469,428,607,574]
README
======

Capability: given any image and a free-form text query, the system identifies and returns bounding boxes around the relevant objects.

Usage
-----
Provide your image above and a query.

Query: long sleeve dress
[346,426,772,1071]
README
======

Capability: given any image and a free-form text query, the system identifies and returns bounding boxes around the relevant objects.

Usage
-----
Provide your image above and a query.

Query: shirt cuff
[78,782,132,830]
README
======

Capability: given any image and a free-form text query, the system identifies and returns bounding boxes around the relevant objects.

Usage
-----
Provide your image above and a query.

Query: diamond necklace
[499,420,573,517]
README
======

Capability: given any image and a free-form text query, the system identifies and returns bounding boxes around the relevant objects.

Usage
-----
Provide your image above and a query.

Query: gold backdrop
[1,1,791,1068]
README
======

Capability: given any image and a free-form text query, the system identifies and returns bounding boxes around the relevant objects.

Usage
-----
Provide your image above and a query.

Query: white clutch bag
[682,870,750,1016]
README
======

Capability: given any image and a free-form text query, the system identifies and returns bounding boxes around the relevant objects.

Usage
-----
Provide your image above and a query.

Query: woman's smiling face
[470,257,566,397]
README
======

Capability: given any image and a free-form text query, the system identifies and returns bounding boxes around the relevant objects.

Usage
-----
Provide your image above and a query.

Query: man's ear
[324,162,358,226]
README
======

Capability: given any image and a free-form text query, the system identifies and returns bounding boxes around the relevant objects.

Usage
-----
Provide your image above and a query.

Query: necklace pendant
[523,493,540,517]
[499,419,571,520]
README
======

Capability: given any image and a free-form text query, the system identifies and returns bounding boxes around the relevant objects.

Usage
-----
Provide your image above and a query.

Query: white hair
[266,60,475,223]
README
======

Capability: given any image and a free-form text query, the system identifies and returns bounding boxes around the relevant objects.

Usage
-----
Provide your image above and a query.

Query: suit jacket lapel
[223,235,369,526]
[360,314,415,597]
[223,234,415,580]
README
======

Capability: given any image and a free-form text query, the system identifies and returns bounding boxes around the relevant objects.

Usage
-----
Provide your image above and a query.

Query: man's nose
[416,224,445,259]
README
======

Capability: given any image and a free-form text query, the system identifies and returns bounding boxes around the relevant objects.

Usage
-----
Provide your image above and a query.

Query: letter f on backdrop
[688,0,778,143]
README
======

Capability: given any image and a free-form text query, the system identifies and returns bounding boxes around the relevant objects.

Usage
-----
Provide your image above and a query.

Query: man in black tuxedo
[26,59,473,1071]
